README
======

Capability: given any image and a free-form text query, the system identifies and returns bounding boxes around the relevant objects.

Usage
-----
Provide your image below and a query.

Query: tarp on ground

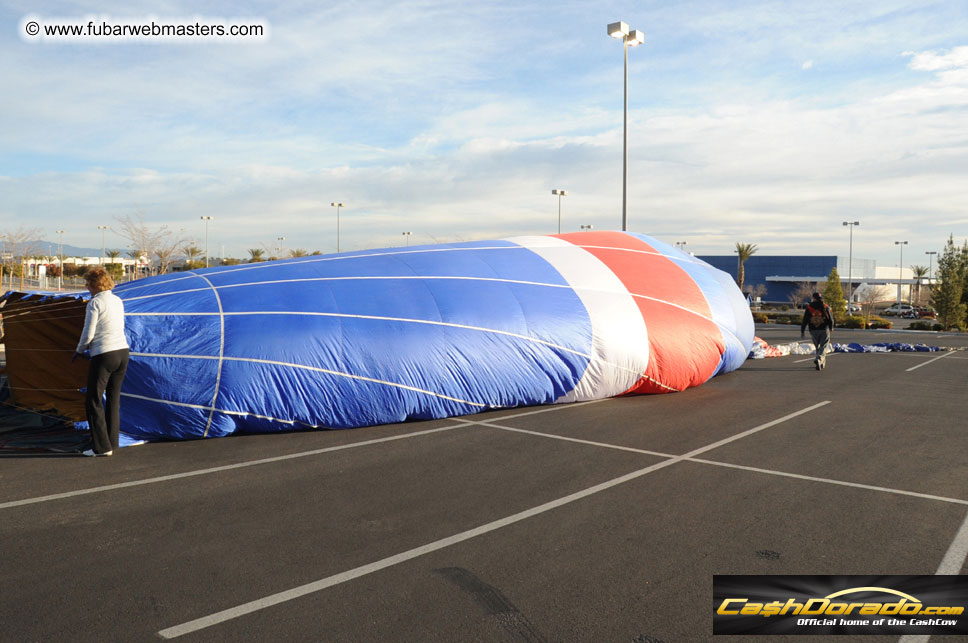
[0,231,754,441]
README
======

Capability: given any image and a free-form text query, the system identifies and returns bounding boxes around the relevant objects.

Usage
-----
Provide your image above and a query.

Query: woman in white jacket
[74,266,129,456]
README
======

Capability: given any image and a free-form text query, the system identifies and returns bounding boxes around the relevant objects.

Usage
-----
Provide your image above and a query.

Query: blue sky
[2,0,967,267]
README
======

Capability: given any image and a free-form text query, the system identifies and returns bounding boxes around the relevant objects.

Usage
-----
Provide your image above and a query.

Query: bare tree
[789,282,818,308]
[1,224,43,258]
[114,213,188,275]
[155,235,186,275]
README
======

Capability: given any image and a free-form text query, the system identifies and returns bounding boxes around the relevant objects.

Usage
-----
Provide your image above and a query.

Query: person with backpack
[800,292,834,370]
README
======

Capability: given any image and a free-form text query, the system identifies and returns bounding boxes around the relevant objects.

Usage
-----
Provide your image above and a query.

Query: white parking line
[906,351,954,372]
[462,419,968,507]
[157,401,828,639]
[0,425,466,511]
[0,401,605,512]
[897,509,968,643]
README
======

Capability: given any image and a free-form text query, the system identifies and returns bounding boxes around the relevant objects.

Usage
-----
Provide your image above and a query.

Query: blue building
[697,255,881,304]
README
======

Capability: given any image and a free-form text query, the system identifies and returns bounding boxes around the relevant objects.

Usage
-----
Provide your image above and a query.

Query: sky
[2,0,967,268]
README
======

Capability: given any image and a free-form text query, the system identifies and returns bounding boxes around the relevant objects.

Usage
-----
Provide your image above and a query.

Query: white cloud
[905,46,968,71]
[2,1,968,266]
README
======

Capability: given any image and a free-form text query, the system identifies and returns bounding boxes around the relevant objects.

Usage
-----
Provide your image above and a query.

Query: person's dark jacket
[800,300,834,333]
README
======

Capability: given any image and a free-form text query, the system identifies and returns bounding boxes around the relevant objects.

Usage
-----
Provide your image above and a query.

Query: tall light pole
[402,231,412,247]
[894,240,908,304]
[925,250,937,286]
[842,221,859,307]
[331,202,345,253]
[551,189,568,234]
[607,21,644,232]
[675,241,687,250]
[200,216,214,268]
[56,229,65,290]
[580,224,594,231]
[276,236,286,258]
[97,225,110,265]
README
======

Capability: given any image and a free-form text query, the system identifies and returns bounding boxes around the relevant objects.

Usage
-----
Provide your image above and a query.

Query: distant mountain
[22,240,119,258]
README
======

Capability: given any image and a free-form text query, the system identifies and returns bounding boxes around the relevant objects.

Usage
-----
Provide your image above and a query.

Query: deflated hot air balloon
[0,231,753,441]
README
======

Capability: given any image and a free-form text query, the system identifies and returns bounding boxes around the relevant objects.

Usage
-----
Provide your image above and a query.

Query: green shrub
[776,316,794,325]
[908,321,940,331]
[106,262,123,281]
[867,316,892,329]
[841,315,865,329]
[752,313,769,324]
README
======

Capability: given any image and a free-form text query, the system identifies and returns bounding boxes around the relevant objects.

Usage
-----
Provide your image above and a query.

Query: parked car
[903,306,936,319]
[847,303,861,314]
[883,304,914,316]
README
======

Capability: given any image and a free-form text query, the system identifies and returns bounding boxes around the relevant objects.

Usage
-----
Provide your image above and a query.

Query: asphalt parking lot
[2,326,966,642]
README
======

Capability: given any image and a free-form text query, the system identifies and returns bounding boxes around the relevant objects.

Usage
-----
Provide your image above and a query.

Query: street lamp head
[551,189,568,196]
[627,29,645,46]
[607,21,629,38]
[895,240,908,245]
[200,216,214,221]
[331,202,344,207]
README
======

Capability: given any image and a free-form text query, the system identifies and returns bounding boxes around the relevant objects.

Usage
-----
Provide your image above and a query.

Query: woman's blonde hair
[84,266,115,292]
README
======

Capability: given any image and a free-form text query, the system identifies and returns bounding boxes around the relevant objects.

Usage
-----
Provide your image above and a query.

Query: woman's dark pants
[85,348,130,454]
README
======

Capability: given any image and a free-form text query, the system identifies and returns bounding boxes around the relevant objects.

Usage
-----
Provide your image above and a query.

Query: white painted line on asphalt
[0,400,605,511]
[0,424,466,511]
[897,509,968,643]
[905,351,954,372]
[465,419,968,507]
[157,401,829,639]
[936,509,968,574]
[686,459,968,507]
[458,420,671,458]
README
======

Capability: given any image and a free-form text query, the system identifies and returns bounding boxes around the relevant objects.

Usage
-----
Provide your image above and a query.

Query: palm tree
[247,248,265,263]
[734,243,758,291]
[910,265,929,305]
[183,245,203,266]
[288,248,309,258]
[106,249,122,264]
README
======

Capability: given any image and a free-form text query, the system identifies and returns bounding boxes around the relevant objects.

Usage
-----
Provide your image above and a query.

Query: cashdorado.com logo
[713,576,968,636]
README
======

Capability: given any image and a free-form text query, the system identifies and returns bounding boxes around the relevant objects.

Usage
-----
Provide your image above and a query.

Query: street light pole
[894,240,908,304]
[97,225,110,265]
[331,202,345,253]
[402,231,412,247]
[580,224,594,231]
[608,21,644,232]
[551,189,568,234]
[200,216,214,268]
[276,236,286,258]
[56,229,65,290]
[925,250,937,287]
[842,221,859,308]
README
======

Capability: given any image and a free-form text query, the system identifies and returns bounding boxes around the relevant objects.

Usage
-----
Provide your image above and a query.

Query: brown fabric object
[1,292,88,421]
